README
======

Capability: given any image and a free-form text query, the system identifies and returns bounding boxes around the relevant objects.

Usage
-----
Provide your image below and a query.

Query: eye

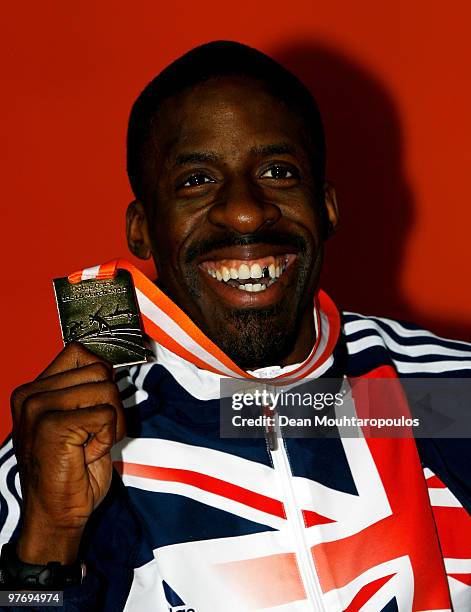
[260,165,298,180]
[181,173,216,188]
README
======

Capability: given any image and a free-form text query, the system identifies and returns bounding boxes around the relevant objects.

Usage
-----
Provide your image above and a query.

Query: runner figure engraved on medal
[53,270,147,367]
[89,306,114,336]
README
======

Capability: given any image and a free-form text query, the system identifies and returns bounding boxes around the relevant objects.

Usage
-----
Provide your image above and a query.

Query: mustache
[184,230,308,264]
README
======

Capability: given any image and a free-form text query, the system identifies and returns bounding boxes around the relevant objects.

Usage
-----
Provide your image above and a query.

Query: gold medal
[53,270,147,367]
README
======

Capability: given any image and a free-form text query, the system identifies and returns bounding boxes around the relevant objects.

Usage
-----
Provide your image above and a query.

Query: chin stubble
[186,252,318,370]
[178,230,320,370]
[218,303,303,369]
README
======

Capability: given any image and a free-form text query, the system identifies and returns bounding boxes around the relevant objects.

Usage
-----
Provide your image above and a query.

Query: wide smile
[198,253,298,307]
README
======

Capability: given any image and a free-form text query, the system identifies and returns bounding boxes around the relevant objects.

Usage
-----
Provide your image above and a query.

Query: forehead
[150,76,310,158]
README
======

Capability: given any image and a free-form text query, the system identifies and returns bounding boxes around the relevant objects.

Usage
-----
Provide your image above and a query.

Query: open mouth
[199,254,296,293]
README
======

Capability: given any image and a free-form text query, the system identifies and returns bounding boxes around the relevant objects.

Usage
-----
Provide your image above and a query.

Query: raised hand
[10,342,125,564]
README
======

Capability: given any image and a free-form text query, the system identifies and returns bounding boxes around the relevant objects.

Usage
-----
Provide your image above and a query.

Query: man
[0,41,470,611]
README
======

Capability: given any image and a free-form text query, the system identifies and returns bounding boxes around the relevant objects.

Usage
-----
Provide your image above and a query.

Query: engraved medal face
[53,270,147,367]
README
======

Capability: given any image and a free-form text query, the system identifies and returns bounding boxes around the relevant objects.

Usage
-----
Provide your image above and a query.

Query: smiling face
[127,76,338,369]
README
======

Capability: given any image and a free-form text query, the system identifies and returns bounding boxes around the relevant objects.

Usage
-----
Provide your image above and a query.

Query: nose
[208,179,281,234]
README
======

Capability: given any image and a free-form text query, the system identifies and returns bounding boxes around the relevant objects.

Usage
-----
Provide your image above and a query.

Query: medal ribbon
[69,258,340,380]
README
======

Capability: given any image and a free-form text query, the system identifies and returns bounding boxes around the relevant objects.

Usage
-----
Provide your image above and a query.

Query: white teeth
[250,263,262,279]
[236,282,268,292]
[208,257,289,286]
[238,264,250,280]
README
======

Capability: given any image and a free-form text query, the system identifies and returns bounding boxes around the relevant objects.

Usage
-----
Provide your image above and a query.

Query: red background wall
[1,1,470,441]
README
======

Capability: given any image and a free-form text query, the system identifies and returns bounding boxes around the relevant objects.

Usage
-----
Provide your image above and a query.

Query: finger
[11,362,113,430]
[84,419,117,465]
[37,342,111,380]
[18,381,125,442]
[35,404,117,461]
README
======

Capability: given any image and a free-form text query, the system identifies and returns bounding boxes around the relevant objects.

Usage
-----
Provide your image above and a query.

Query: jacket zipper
[267,407,325,612]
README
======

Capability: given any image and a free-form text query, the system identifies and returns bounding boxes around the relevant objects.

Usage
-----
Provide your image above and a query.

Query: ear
[323,181,339,239]
[126,200,152,260]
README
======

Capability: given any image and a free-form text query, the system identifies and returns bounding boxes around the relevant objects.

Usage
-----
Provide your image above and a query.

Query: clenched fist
[10,342,125,564]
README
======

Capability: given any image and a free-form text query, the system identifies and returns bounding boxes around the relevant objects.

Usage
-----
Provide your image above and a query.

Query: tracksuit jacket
[0,307,471,611]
